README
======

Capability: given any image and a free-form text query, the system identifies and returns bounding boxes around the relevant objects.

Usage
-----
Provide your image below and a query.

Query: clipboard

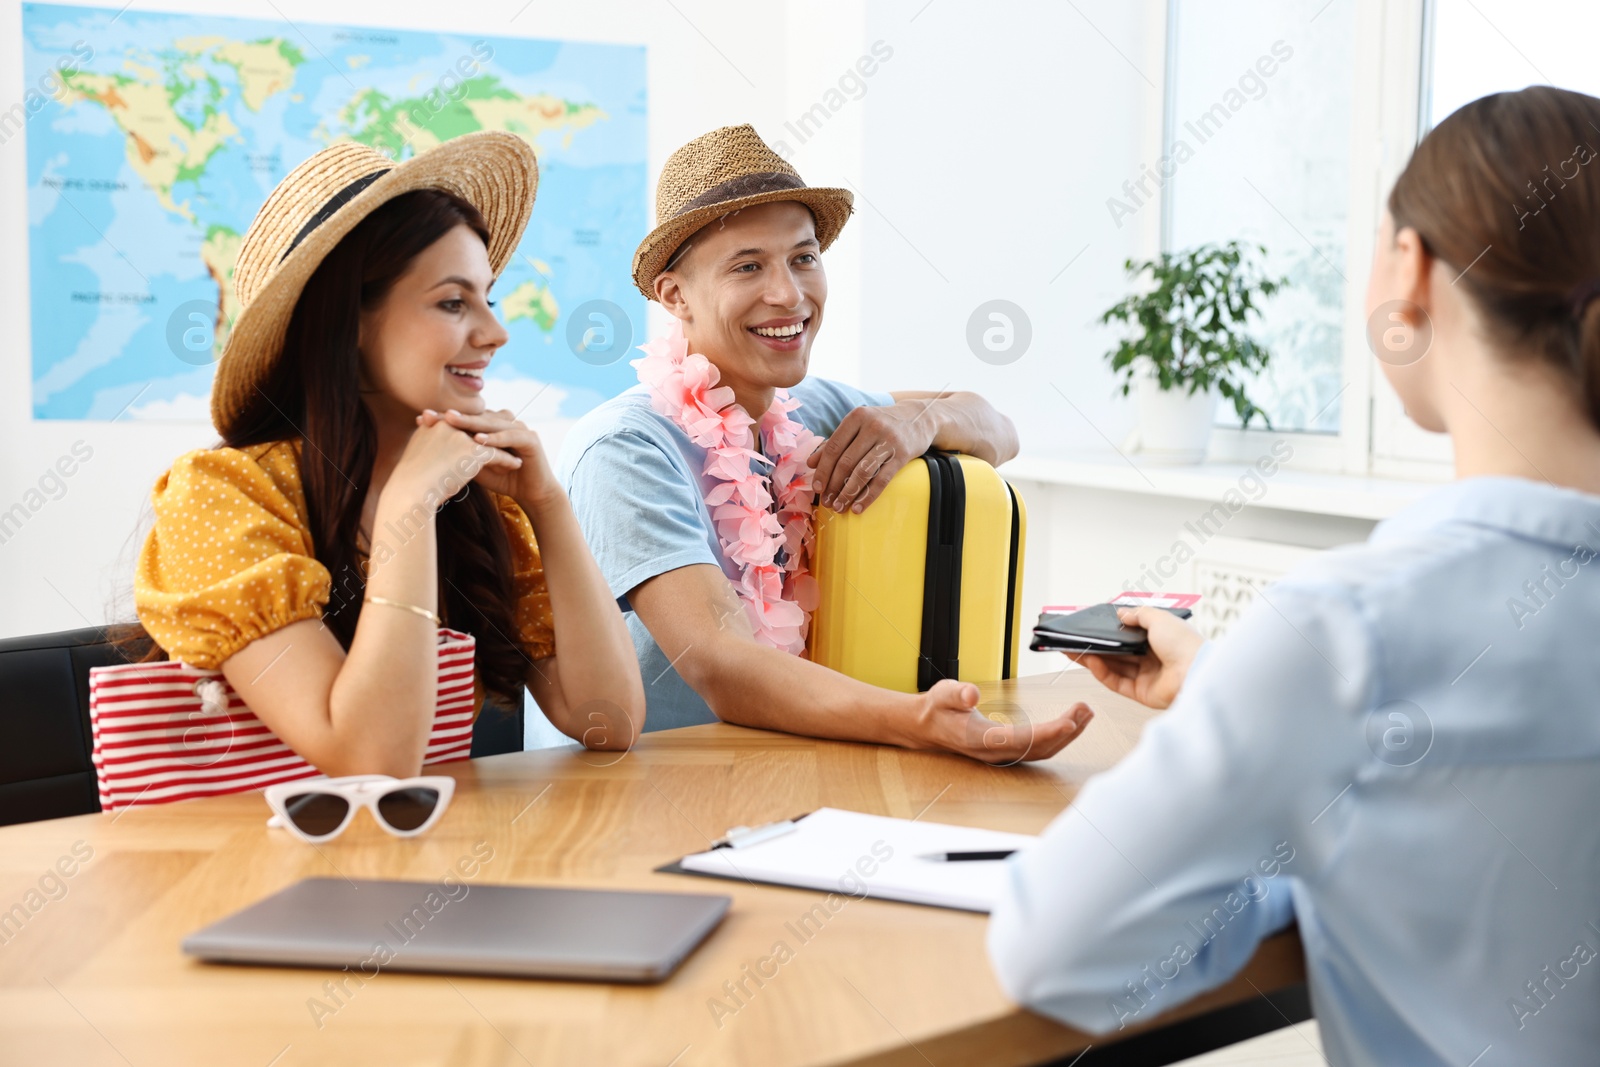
[654,807,1037,913]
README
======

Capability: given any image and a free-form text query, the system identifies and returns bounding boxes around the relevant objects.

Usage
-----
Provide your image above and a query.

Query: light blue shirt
[987,477,1600,1065]
[558,377,893,732]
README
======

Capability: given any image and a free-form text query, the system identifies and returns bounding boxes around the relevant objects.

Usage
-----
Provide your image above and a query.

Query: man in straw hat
[557,125,1092,761]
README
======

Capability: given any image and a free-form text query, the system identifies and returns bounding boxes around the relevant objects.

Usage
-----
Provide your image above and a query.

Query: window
[1162,0,1357,436]
[1367,0,1600,470]
[1150,1,1598,476]
[1159,0,1599,476]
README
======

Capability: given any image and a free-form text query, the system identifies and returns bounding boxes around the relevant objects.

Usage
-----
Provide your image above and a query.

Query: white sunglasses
[264,775,456,842]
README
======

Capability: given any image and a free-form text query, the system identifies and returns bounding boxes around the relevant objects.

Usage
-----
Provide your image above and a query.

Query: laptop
[182,878,730,982]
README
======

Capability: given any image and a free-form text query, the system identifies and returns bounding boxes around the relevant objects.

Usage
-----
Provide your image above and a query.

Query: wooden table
[0,671,1305,1066]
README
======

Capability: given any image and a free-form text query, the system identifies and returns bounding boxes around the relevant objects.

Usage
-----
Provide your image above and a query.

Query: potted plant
[1100,241,1286,463]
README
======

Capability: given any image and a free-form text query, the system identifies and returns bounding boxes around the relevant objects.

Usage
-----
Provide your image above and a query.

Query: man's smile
[749,315,809,350]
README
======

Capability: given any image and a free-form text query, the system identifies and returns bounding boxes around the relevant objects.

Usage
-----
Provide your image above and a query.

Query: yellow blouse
[135,440,555,670]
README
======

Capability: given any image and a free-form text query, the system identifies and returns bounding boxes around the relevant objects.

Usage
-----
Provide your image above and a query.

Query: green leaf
[1098,238,1288,427]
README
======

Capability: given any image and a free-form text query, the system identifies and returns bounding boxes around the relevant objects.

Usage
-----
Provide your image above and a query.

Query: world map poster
[19,3,647,424]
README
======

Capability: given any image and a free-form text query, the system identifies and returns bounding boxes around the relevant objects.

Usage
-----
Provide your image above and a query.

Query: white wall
[858,0,1167,454]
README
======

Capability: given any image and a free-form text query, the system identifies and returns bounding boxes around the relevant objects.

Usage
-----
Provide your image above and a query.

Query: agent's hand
[428,408,562,511]
[1078,606,1205,710]
[389,410,521,511]
[910,679,1094,765]
[808,402,934,514]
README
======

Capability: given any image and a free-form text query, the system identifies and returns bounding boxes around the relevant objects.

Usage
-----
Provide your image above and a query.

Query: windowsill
[998,452,1444,521]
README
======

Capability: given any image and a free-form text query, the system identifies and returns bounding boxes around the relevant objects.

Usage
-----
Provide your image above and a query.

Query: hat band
[279,168,392,263]
[672,171,805,218]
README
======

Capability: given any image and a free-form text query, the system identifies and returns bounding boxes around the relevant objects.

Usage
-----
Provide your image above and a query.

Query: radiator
[1190,536,1324,640]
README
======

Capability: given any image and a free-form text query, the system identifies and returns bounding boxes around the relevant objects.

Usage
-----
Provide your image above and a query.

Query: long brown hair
[123,189,530,704]
[1389,85,1600,428]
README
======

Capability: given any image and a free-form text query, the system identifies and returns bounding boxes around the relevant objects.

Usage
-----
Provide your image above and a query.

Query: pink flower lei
[631,320,822,654]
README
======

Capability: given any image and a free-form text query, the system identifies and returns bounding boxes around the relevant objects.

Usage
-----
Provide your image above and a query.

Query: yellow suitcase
[808,451,1026,691]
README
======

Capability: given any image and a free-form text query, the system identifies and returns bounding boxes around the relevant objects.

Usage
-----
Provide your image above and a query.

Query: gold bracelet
[363,595,441,626]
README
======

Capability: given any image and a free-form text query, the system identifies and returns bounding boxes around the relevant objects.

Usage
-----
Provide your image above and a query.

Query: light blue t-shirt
[558,377,893,731]
[987,477,1600,1064]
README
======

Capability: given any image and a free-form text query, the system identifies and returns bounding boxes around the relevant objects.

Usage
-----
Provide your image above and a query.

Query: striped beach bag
[88,628,479,811]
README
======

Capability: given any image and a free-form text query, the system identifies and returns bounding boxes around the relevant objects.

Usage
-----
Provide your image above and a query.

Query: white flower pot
[1134,379,1217,465]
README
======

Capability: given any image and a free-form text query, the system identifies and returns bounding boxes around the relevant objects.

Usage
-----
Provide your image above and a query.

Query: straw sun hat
[211,130,538,435]
[632,124,854,299]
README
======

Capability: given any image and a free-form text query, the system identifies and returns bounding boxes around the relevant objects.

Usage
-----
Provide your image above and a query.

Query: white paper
[678,807,1037,912]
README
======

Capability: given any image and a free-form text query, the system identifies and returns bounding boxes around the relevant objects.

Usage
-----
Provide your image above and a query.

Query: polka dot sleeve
[493,494,556,663]
[135,445,331,669]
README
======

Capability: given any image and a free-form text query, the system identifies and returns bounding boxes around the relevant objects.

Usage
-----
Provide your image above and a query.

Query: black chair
[0,625,523,828]
[469,700,525,762]
[0,626,123,825]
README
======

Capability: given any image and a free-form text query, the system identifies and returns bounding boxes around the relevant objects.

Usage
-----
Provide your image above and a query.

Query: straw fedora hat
[632,124,853,299]
[211,131,538,434]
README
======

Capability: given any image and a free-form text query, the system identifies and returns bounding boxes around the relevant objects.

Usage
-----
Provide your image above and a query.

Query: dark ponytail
[1388,85,1600,428]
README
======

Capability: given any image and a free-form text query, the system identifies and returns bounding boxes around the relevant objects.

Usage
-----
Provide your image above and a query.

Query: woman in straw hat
[124,131,643,782]
[557,124,1091,761]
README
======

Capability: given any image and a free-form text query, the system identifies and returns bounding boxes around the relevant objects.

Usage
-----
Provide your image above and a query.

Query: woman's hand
[1077,606,1205,710]
[426,408,562,510]
[909,679,1094,765]
[388,412,521,510]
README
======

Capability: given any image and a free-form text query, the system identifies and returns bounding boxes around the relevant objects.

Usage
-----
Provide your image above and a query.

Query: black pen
[916,850,1017,862]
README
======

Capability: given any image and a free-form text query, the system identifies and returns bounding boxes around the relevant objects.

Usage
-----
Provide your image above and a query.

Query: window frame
[1156,0,1451,479]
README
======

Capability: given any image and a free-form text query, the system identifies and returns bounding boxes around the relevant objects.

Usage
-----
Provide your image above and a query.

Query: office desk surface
[0,670,1305,1066]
